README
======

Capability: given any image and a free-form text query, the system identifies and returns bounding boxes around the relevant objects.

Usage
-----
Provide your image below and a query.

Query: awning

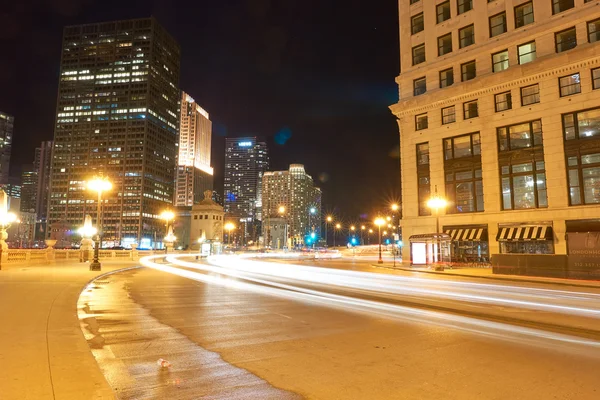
[409,233,451,242]
[445,228,486,241]
[496,226,553,241]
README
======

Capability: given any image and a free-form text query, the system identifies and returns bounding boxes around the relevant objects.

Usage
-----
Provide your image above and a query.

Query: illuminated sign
[238,141,252,147]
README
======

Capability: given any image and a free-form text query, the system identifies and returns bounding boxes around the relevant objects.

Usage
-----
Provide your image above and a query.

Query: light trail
[139,255,600,354]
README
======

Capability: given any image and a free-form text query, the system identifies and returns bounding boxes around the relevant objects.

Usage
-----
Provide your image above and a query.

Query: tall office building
[20,164,37,213]
[0,112,13,185]
[48,17,180,247]
[174,91,213,206]
[262,164,321,246]
[391,0,600,274]
[224,137,269,220]
[35,141,53,220]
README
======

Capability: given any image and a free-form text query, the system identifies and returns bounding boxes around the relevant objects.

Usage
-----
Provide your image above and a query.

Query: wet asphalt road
[78,255,600,399]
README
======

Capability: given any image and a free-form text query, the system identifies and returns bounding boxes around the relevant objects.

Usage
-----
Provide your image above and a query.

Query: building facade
[174,91,213,206]
[35,141,53,221]
[0,112,13,185]
[391,0,600,271]
[20,164,37,213]
[48,17,180,248]
[224,137,269,240]
[262,164,321,247]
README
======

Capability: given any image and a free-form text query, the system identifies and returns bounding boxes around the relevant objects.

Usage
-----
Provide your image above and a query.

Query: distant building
[35,141,52,221]
[262,164,321,247]
[174,92,213,206]
[20,164,37,213]
[0,112,13,185]
[2,178,20,199]
[224,137,269,242]
[48,17,181,249]
[212,190,223,206]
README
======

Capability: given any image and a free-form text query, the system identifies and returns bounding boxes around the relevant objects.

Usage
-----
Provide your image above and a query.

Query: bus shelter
[409,233,451,267]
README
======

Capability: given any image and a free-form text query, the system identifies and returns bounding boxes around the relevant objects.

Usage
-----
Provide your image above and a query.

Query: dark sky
[0,0,400,221]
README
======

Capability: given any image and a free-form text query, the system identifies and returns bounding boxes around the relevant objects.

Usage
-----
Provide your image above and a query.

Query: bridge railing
[0,248,178,264]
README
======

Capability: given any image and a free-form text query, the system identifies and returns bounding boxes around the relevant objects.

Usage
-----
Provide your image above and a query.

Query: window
[555,27,577,53]
[461,60,476,81]
[489,12,507,37]
[495,91,512,112]
[445,169,484,213]
[552,0,574,15]
[492,50,509,72]
[412,13,424,34]
[414,77,426,96]
[444,132,480,160]
[410,0,420,4]
[442,106,456,124]
[444,132,483,213]
[518,41,536,64]
[497,120,543,151]
[463,100,478,119]
[417,143,431,216]
[459,24,475,48]
[457,0,473,15]
[412,44,426,65]
[438,33,452,56]
[515,2,534,28]
[520,84,540,106]
[592,68,600,90]
[563,108,600,140]
[437,1,451,23]
[567,152,600,205]
[588,18,600,43]
[415,113,428,130]
[439,68,454,88]
[559,73,581,97]
[501,161,548,209]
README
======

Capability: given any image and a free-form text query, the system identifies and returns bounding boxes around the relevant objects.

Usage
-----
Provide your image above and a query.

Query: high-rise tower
[0,112,13,185]
[48,17,180,247]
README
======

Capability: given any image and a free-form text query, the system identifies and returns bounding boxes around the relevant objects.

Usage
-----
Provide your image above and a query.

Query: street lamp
[360,225,365,245]
[325,215,332,247]
[87,176,112,271]
[160,210,175,253]
[368,228,373,245]
[334,223,341,247]
[225,222,235,246]
[427,185,448,266]
[374,217,386,264]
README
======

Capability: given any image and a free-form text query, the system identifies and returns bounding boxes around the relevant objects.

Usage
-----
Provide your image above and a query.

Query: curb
[371,264,600,289]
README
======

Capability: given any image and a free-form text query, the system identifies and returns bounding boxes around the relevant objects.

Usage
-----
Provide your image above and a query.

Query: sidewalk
[373,263,600,289]
[0,260,140,400]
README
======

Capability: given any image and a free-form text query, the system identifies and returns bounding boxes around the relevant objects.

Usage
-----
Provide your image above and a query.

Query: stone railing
[0,248,172,265]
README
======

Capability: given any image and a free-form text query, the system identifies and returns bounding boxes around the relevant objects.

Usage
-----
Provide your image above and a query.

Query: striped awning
[496,226,553,241]
[445,228,486,242]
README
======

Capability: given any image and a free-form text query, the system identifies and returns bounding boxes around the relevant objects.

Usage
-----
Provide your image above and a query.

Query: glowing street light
[374,217,386,264]
[225,222,235,245]
[160,210,176,253]
[87,176,112,271]
[427,185,448,264]
[391,203,399,212]
[334,223,341,247]
[278,206,286,215]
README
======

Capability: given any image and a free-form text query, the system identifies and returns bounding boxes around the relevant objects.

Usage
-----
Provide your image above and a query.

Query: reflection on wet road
[79,254,600,399]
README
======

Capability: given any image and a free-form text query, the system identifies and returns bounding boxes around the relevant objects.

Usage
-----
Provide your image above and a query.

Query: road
[78,254,600,399]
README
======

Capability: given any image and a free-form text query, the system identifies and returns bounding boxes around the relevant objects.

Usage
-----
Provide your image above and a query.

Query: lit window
[518,41,536,64]
[559,73,581,97]
[492,50,509,72]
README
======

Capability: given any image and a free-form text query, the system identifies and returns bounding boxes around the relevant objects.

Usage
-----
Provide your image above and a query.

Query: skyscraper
[262,164,321,246]
[391,0,600,273]
[20,164,37,213]
[224,137,269,220]
[35,141,53,221]
[0,112,13,185]
[174,91,213,206]
[48,17,180,247]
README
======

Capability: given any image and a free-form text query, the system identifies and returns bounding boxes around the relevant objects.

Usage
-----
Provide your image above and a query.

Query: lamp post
[374,217,385,264]
[427,185,448,267]
[225,222,235,246]
[368,228,373,245]
[325,216,332,247]
[360,225,365,245]
[87,176,112,271]
[350,225,355,245]
[334,223,341,247]
[278,206,286,249]
[309,207,317,248]
[160,210,175,253]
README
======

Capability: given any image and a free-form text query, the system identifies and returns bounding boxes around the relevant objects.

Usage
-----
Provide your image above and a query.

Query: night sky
[0,0,400,221]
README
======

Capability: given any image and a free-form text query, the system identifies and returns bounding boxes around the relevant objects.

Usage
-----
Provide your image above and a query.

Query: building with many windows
[391,0,600,276]
[261,164,322,247]
[48,17,180,248]
[174,91,213,207]
[224,137,269,242]
[0,112,13,185]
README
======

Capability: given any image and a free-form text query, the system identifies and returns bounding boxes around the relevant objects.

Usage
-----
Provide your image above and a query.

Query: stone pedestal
[80,238,94,262]
[0,229,7,264]
[130,243,138,261]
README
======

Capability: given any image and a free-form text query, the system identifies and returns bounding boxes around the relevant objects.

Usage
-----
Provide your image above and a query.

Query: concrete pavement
[0,260,139,400]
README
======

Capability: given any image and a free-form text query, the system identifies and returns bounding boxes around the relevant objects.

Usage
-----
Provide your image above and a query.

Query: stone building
[190,190,224,246]
[391,0,600,276]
